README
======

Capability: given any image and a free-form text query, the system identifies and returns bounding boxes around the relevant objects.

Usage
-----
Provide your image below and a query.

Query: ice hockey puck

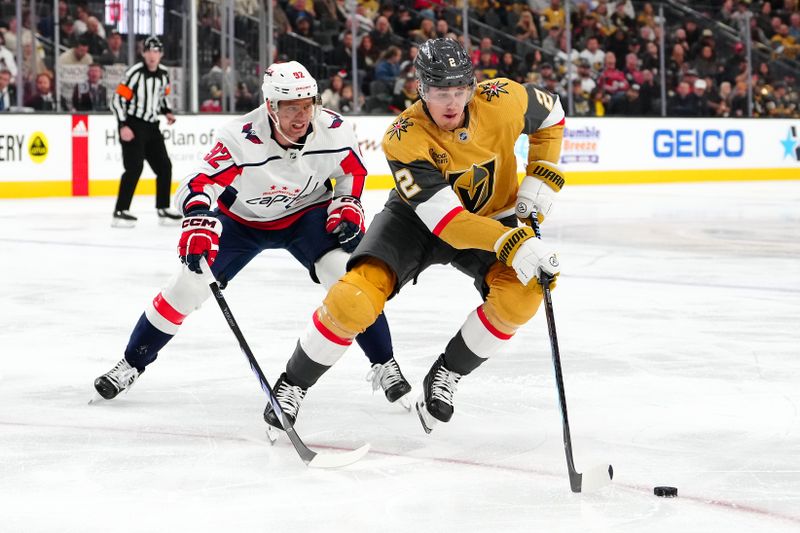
[654,486,678,497]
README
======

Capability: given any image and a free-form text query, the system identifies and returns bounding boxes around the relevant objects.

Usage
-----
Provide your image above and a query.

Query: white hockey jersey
[174,104,367,229]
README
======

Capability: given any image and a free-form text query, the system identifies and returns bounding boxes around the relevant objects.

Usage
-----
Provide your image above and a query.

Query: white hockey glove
[325,195,366,253]
[494,227,560,286]
[516,160,565,225]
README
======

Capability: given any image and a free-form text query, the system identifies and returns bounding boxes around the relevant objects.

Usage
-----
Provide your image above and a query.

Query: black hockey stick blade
[199,258,370,468]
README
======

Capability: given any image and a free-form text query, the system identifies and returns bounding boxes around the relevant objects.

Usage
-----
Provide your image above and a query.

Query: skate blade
[88,392,105,405]
[396,392,412,412]
[265,425,280,445]
[415,396,436,434]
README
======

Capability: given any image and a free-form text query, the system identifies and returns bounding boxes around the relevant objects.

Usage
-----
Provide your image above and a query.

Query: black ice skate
[415,355,462,434]
[263,373,307,441]
[157,208,183,226]
[366,358,412,410]
[111,210,137,228]
[93,358,140,400]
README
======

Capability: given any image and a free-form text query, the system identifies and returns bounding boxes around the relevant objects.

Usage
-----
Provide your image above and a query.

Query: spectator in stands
[59,15,78,49]
[527,60,554,86]
[573,57,596,94]
[545,72,565,101]
[470,37,498,67]
[693,44,718,80]
[410,18,437,45]
[606,28,630,64]
[0,69,15,111]
[235,81,256,112]
[641,40,660,72]
[475,49,499,80]
[610,2,635,34]
[271,0,292,36]
[435,19,450,38]
[294,12,315,39]
[200,53,234,107]
[756,61,773,86]
[580,36,605,73]
[683,19,701,51]
[789,13,800,40]
[667,43,687,88]
[314,0,340,25]
[765,82,797,117]
[286,0,315,26]
[608,83,643,116]
[597,51,628,98]
[338,83,363,113]
[77,4,105,38]
[358,34,381,71]
[638,68,659,116]
[0,33,17,81]
[330,30,355,68]
[389,71,419,113]
[25,72,66,111]
[695,79,713,116]
[569,78,593,116]
[391,5,416,40]
[399,44,418,72]
[321,72,345,111]
[514,10,540,48]
[20,41,47,98]
[707,80,731,117]
[371,16,395,50]
[771,23,799,59]
[60,34,93,65]
[729,80,749,117]
[542,24,562,57]
[497,51,523,82]
[555,32,580,75]
[637,2,657,29]
[37,0,69,41]
[622,52,644,86]
[83,16,107,57]
[374,45,402,82]
[541,0,566,31]
[72,63,108,112]
[668,80,698,116]
[98,30,127,65]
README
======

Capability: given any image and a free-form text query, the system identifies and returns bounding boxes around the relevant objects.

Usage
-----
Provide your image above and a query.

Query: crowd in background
[1,0,799,117]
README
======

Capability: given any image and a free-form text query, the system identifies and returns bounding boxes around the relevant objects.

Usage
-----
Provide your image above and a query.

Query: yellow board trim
[1,169,799,199]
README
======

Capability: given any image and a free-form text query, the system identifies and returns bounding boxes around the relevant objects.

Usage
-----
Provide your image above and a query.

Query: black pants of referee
[114,117,173,212]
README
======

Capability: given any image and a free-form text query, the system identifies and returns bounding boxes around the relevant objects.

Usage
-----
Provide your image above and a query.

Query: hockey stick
[198,258,370,468]
[531,216,613,492]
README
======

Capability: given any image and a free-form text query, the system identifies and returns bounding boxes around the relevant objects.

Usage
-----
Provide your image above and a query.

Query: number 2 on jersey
[394,169,421,199]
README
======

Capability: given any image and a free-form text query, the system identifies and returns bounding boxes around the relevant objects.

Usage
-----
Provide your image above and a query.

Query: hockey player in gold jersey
[264,38,566,434]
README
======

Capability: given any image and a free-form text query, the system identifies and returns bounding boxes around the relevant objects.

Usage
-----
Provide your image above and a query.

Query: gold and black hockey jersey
[382,78,565,252]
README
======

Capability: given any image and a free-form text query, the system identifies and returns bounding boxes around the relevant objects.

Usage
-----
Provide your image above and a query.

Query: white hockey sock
[299,311,353,366]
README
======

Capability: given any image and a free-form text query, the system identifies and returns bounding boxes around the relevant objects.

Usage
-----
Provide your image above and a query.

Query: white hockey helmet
[262,60,320,114]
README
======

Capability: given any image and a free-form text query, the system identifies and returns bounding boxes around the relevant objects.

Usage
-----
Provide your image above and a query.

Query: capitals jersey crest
[241,122,263,144]
[446,159,496,213]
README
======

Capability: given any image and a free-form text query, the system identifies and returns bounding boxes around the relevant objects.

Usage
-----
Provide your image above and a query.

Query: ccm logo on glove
[178,212,222,273]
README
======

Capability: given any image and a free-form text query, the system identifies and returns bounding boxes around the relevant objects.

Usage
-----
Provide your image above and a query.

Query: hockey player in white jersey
[93,61,411,420]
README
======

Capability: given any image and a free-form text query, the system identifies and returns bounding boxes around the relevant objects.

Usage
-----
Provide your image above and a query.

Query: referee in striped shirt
[111,36,182,228]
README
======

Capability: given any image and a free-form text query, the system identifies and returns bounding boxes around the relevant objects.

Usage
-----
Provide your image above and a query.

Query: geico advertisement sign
[653,129,744,158]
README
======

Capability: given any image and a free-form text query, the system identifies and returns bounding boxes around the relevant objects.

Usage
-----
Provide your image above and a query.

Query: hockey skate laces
[431,366,461,405]
[366,360,405,393]
[275,382,306,418]
[107,359,139,389]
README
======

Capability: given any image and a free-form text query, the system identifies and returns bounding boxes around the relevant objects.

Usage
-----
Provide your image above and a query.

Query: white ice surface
[1,181,799,533]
